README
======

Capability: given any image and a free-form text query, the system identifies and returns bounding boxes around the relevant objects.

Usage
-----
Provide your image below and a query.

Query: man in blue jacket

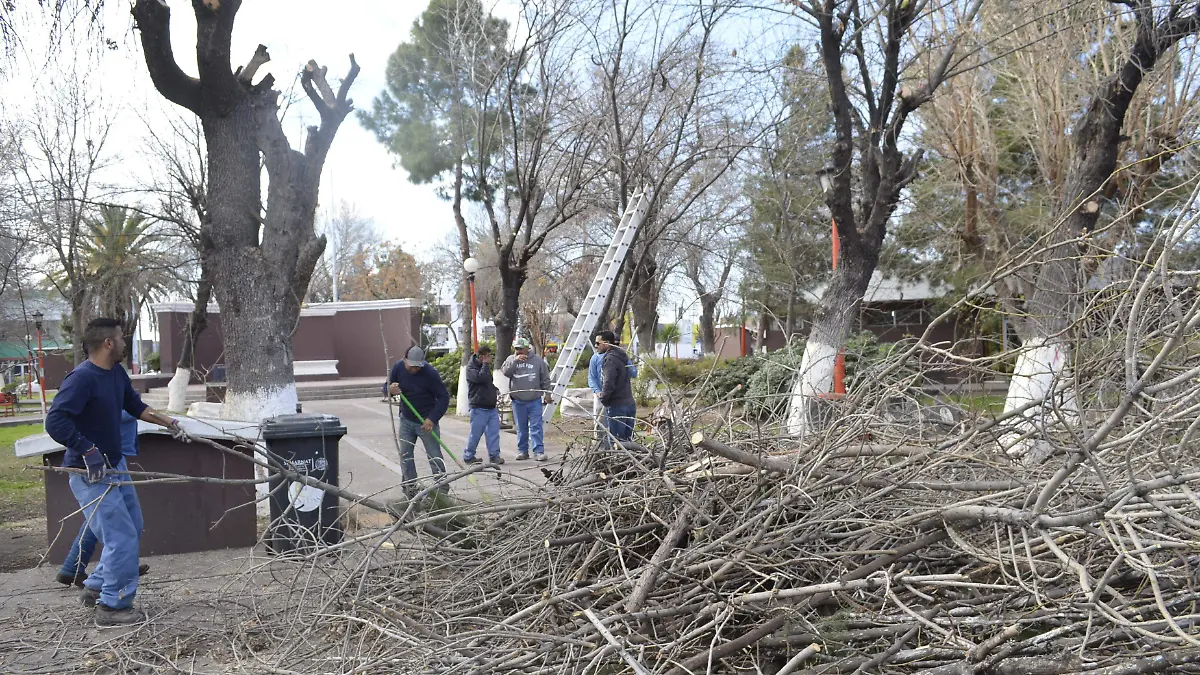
[45,318,189,627]
[384,346,450,496]
[56,411,150,587]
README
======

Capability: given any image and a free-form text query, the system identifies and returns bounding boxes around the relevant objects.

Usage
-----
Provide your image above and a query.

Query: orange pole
[27,352,33,398]
[37,329,47,411]
[832,217,846,395]
[469,277,479,353]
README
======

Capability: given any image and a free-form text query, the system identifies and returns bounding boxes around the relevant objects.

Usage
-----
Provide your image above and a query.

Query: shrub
[430,349,464,393]
[147,352,161,371]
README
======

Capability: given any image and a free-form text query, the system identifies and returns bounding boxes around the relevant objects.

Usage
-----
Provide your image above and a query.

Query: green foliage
[705,356,762,402]
[146,351,161,371]
[430,348,463,392]
[358,0,508,197]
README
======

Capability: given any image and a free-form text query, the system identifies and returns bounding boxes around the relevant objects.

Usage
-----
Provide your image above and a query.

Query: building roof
[0,340,71,360]
[808,271,950,304]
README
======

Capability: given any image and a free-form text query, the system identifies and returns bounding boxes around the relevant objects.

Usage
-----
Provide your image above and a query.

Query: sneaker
[80,587,100,607]
[464,457,483,465]
[95,604,145,627]
[515,453,529,461]
[534,453,547,462]
[489,456,505,465]
[139,564,149,576]
[57,570,87,587]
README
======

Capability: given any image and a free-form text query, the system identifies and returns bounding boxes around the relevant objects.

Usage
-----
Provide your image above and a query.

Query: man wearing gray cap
[384,346,450,495]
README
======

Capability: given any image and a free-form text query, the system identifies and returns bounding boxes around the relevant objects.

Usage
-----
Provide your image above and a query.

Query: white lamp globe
[463,257,480,274]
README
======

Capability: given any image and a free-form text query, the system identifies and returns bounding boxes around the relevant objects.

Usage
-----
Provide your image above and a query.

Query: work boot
[464,457,483,465]
[80,587,100,607]
[139,564,150,576]
[95,604,145,627]
[56,570,87,587]
[489,456,505,465]
[515,453,529,461]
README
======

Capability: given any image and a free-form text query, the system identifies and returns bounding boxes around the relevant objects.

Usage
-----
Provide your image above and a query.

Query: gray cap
[404,346,426,367]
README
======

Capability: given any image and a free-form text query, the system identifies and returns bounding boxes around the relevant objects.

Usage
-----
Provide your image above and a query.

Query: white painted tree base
[222,384,301,516]
[999,339,1078,464]
[166,367,191,414]
[785,341,838,436]
[455,366,469,416]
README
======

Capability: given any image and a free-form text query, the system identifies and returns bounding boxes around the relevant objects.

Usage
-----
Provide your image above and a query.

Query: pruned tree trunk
[1000,5,1198,460]
[698,296,718,354]
[494,267,524,365]
[628,251,659,355]
[134,0,358,422]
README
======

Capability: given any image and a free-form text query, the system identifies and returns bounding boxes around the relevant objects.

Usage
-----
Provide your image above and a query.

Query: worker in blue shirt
[45,318,189,627]
[55,411,150,587]
[384,346,450,496]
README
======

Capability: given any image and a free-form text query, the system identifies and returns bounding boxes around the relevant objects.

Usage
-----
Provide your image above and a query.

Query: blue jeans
[59,521,100,579]
[67,457,142,609]
[511,398,544,456]
[397,417,446,492]
[607,404,637,443]
[464,408,501,461]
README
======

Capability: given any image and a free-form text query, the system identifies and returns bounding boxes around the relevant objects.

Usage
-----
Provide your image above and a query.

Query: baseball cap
[404,346,426,367]
[513,337,532,350]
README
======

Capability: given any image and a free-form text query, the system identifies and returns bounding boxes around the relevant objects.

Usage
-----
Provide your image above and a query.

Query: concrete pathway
[303,397,568,505]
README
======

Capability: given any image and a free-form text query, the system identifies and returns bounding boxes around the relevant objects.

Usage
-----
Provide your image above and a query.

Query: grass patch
[0,423,46,522]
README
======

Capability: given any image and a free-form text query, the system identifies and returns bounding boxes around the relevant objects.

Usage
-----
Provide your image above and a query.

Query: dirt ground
[0,424,48,574]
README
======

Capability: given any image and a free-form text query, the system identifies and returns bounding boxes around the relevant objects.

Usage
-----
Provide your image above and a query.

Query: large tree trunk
[494,265,525,366]
[628,252,659,355]
[1000,8,1197,461]
[69,290,87,365]
[785,251,875,435]
[167,273,212,413]
[698,296,718,354]
[134,0,358,425]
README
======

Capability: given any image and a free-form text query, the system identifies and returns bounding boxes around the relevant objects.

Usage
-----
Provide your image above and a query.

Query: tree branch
[132,0,202,113]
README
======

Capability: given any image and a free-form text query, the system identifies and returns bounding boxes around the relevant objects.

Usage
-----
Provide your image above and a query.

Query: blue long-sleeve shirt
[384,361,450,424]
[588,352,604,393]
[46,362,148,470]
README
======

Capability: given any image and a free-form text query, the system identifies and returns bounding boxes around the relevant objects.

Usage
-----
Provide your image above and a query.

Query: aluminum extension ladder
[543,190,651,423]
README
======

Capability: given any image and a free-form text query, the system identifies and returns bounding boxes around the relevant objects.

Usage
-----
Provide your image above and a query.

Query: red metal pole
[832,218,846,395]
[469,277,479,353]
[37,328,47,413]
[27,352,33,398]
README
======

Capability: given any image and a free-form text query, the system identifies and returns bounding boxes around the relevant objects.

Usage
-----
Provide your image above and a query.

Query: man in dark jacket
[384,346,450,495]
[462,345,503,465]
[596,330,637,443]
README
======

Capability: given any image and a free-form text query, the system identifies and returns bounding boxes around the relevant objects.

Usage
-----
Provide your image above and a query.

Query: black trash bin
[262,413,347,555]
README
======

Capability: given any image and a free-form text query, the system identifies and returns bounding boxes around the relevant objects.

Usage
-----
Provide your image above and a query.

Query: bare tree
[582,0,758,354]
[6,78,111,364]
[132,0,359,420]
[997,0,1200,459]
[308,200,380,303]
[783,0,985,434]
[465,0,602,363]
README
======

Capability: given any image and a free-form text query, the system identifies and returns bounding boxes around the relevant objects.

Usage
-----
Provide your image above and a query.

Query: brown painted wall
[156,305,419,381]
[331,308,419,378]
[156,311,227,382]
[294,314,336,362]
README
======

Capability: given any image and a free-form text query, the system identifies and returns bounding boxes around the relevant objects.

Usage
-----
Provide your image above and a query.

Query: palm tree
[658,323,682,366]
[80,205,171,365]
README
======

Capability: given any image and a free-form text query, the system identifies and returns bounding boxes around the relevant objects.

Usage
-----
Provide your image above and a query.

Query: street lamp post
[32,311,47,417]
[463,257,480,353]
[817,167,846,396]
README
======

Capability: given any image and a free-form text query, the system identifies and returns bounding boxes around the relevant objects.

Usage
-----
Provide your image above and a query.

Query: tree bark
[1000,3,1200,459]
[698,296,718,354]
[134,0,358,422]
[493,266,525,365]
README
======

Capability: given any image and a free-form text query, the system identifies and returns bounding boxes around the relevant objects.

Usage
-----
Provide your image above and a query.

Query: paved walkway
[303,398,568,505]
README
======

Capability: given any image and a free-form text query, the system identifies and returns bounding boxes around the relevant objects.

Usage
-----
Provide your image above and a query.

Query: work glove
[82,446,106,483]
[168,418,191,443]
